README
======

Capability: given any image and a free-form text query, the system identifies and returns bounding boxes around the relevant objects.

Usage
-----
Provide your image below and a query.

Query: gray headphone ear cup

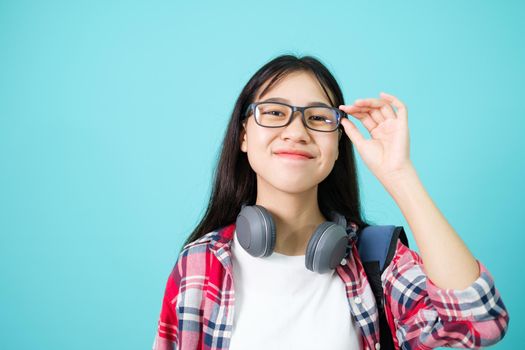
[254,205,276,256]
[327,210,348,229]
[305,222,348,274]
[235,204,276,257]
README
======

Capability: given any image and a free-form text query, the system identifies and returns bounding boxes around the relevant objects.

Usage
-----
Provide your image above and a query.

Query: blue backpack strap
[357,225,409,272]
[356,224,409,350]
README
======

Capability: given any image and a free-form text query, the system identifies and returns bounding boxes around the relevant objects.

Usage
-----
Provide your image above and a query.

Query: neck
[255,180,327,256]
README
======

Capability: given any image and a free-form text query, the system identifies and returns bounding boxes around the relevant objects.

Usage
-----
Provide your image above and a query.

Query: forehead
[255,70,334,105]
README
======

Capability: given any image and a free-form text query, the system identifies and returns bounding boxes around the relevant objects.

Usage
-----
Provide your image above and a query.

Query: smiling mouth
[274,153,313,160]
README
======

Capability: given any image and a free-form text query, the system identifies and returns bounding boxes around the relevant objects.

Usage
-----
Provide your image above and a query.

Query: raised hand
[339,92,412,183]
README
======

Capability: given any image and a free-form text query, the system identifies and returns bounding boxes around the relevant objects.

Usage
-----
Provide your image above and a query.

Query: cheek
[320,138,339,160]
[245,133,272,168]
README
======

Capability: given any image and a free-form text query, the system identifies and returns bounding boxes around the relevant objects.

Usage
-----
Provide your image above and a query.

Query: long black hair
[180,54,373,252]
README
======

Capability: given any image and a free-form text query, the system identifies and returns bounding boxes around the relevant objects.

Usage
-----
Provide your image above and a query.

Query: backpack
[356,225,409,350]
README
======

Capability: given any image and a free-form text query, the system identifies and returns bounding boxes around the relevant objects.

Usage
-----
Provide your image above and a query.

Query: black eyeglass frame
[243,101,348,133]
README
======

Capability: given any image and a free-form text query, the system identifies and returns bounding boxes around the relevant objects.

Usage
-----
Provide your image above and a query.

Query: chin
[262,177,321,194]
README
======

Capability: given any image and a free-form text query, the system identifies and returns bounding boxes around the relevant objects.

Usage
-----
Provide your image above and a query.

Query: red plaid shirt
[153,223,509,350]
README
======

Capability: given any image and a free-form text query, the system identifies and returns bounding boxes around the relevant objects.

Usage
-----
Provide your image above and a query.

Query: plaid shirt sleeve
[152,265,180,350]
[383,241,509,349]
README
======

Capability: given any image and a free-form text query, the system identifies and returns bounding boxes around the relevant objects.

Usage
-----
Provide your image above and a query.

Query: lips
[274,149,314,159]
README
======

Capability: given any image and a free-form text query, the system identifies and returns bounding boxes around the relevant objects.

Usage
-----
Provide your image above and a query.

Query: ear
[240,120,248,153]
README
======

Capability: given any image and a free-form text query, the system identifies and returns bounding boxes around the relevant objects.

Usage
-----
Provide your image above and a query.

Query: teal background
[1,0,522,348]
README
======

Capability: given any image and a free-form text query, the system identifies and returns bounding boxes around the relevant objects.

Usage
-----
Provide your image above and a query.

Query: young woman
[152,55,509,350]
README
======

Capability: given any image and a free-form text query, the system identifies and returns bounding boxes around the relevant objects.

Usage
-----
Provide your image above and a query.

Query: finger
[344,111,378,133]
[380,102,397,120]
[358,114,378,132]
[380,92,408,123]
[369,108,385,124]
[340,105,377,114]
[353,98,390,108]
[340,118,365,147]
[342,100,390,123]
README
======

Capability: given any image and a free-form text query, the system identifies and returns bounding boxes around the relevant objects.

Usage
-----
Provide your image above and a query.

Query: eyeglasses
[243,101,347,132]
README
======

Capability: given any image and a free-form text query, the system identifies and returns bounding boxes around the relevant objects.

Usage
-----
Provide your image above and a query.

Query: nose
[280,110,311,142]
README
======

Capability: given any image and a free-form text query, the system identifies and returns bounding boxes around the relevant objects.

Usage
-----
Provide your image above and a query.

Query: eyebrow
[260,97,332,107]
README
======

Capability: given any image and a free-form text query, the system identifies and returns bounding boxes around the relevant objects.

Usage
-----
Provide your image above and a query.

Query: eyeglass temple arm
[243,103,255,118]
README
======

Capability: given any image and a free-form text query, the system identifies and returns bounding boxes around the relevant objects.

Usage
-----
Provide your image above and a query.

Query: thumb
[340,117,365,148]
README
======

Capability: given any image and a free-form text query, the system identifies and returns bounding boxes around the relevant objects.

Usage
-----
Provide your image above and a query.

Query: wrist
[378,162,418,188]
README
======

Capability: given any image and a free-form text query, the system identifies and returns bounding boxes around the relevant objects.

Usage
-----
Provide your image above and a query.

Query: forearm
[380,163,480,289]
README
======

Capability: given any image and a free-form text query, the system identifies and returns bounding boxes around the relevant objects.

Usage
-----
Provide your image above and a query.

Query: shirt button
[340,258,347,265]
[375,343,381,350]
[354,297,362,304]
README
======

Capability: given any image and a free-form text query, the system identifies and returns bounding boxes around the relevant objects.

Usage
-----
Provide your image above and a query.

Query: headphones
[235,202,352,274]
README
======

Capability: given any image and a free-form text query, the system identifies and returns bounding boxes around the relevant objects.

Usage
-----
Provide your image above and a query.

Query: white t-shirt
[229,229,363,350]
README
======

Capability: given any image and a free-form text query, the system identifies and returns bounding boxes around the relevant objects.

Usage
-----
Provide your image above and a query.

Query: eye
[309,115,328,121]
[264,110,285,116]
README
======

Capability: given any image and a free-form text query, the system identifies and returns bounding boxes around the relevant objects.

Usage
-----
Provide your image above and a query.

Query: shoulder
[171,225,232,285]
[179,223,235,254]
[380,238,425,288]
[390,239,421,269]
[181,230,217,254]
[173,231,217,276]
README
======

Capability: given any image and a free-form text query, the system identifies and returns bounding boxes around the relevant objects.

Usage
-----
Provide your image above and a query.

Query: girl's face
[240,70,342,194]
